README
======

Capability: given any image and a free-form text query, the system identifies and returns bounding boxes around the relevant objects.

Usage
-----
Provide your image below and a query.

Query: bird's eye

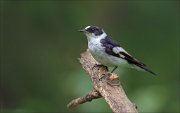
[86,27,97,33]
[90,28,95,31]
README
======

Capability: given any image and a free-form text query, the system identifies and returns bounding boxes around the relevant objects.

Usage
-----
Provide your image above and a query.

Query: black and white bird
[79,25,156,75]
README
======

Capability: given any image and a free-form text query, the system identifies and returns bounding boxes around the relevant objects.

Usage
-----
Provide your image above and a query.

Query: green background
[1,0,179,112]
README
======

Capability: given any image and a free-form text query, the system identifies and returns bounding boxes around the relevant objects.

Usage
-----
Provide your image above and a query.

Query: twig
[67,89,101,108]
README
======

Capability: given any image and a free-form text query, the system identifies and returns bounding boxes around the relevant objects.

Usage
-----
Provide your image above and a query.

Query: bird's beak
[79,29,86,32]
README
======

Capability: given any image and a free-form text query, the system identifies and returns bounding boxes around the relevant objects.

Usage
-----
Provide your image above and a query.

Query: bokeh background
[1,0,179,112]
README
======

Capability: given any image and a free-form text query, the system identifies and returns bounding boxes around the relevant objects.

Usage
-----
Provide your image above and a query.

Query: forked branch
[67,49,138,113]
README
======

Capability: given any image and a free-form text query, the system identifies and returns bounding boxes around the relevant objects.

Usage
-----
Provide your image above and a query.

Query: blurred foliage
[1,0,179,113]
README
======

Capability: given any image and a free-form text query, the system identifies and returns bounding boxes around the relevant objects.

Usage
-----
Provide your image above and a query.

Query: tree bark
[67,49,138,113]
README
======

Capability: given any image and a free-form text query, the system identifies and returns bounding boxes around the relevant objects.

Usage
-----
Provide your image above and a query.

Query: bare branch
[67,49,138,113]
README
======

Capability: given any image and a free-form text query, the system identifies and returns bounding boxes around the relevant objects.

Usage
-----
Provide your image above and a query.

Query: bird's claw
[92,64,108,71]
[99,74,108,81]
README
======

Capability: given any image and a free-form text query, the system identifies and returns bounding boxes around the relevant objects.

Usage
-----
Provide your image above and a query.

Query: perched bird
[79,25,156,75]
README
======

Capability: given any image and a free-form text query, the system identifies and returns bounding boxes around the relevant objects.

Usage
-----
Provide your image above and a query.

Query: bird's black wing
[100,36,121,58]
[100,36,156,75]
[119,51,146,67]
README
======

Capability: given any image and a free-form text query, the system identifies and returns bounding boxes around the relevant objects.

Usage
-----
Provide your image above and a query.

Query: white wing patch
[112,47,128,54]
[112,47,121,54]
[112,47,131,58]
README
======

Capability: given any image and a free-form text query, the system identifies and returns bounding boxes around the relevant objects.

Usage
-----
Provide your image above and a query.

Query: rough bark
[67,49,138,113]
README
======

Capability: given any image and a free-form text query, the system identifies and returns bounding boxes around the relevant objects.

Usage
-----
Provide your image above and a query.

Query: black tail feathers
[142,66,157,76]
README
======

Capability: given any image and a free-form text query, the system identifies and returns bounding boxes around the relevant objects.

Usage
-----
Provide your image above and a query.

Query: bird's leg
[92,64,108,71]
[111,66,118,73]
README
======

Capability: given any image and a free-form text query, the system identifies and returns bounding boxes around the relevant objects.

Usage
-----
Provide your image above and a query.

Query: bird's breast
[88,40,114,66]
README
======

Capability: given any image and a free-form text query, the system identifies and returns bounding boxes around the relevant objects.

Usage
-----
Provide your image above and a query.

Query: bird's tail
[141,66,157,76]
[133,65,156,76]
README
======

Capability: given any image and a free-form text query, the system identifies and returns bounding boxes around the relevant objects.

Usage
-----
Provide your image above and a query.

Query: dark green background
[1,0,179,112]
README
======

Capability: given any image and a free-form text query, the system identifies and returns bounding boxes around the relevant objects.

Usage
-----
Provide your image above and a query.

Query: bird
[79,25,156,76]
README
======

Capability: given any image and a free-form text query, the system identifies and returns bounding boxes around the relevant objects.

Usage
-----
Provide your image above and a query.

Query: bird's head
[79,25,107,41]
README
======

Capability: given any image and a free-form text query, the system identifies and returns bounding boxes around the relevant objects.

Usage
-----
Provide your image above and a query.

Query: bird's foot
[99,73,120,86]
[92,64,108,71]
